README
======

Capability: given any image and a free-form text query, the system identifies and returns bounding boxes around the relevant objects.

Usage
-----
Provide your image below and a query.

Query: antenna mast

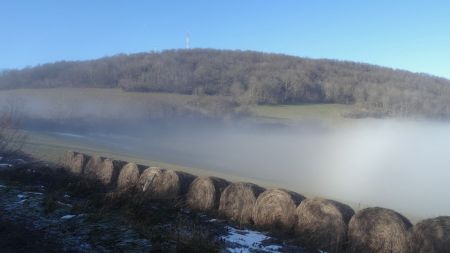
[185,32,190,49]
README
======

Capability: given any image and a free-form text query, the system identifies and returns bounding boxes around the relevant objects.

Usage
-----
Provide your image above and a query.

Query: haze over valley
[1,82,449,220]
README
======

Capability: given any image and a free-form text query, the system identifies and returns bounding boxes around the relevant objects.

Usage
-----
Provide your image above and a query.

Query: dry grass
[295,197,355,253]
[218,182,265,225]
[186,176,230,212]
[408,216,450,253]
[348,207,412,253]
[138,167,196,199]
[252,188,304,231]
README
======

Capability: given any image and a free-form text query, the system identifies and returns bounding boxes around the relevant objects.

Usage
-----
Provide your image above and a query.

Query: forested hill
[1,49,450,117]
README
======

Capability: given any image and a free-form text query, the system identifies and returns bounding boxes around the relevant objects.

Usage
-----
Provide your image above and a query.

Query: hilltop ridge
[1,49,450,118]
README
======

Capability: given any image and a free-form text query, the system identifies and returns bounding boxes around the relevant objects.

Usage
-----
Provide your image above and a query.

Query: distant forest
[1,49,450,118]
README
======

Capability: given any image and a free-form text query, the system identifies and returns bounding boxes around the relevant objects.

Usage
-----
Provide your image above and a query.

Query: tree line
[1,49,450,118]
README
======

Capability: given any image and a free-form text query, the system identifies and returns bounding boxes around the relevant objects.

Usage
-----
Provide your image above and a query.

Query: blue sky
[1,0,449,78]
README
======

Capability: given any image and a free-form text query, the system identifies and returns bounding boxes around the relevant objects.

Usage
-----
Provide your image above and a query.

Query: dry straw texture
[348,207,412,253]
[295,197,354,253]
[84,155,126,186]
[219,182,265,224]
[62,150,89,175]
[252,188,304,230]
[187,176,230,211]
[138,167,196,199]
[408,216,450,253]
[117,162,146,190]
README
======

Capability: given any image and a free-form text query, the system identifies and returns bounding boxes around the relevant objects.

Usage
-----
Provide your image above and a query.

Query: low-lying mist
[3,90,450,220]
[36,118,450,220]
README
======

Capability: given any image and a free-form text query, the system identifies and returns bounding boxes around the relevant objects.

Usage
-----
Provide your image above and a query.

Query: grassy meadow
[250,104,354,124]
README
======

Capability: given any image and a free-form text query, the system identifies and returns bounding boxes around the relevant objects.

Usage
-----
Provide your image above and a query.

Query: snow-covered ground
[221,226,283,253]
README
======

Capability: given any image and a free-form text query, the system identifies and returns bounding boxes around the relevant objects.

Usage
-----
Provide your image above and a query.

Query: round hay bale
[218,182,265,224]
[62,151,88,175]
[409,216,450,253]
[84,155,125,186]
[295,197,355,252]
[84,155,104,180]
[138,167,196,199]
[61,150,74,169]
[186,176,230,211]
[348,207,412,253]
[117,162,144,190]
[138,167,161,192]
[252,188,304,230]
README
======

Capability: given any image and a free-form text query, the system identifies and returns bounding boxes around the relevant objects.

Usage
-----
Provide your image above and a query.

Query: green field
[250,104,354,124]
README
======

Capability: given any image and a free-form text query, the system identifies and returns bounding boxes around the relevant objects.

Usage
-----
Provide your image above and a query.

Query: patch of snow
[221,226,283,253]
[0,184,6,188]
[57,201,73,208]
[64,194,71,198]
[0,164,12,168]
[17,199,27,204]
[17,194,26,199]
[61,214,77,220]
[208,219,217,222]
[24,191,44,195]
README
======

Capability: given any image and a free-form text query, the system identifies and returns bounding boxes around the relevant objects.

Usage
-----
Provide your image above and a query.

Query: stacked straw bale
[348,207,412,253]
[219,182,265,224]
[117,162,146,190]
[252,188,304,230]
[295,197,355,252]
[408,216,450,253]
[62,150,89,175]
[138,167,196,199]
[187,176,230,211]
[84,155,126,186]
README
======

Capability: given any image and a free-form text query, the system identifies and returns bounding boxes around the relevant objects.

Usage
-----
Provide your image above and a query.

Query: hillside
[1,49,450,118]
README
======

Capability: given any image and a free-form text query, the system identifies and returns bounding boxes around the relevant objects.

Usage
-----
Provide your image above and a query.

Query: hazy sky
[1,0,449,79]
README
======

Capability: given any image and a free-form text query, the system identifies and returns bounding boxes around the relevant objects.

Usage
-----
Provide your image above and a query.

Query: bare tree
[0,98,27,157]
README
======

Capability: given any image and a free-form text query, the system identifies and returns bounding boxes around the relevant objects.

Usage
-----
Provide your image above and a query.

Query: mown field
[249,104,353,124]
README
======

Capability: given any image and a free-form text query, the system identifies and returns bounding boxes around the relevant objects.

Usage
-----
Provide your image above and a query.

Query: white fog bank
[34,118,450,221]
